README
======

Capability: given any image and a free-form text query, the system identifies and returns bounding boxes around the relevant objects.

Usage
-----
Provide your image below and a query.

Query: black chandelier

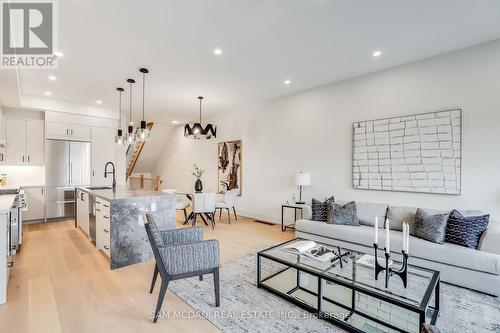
[184,96,217,139]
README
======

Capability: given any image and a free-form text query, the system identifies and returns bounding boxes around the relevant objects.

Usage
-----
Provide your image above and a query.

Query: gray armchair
[144,213,220,323]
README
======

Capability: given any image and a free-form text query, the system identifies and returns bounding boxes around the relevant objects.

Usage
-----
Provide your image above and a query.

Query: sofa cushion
[327,201,359,226]
[445,210,490,249]
[355,202,387,228]
[295,219,500,275]
[413,208,448,244]
[387,206,449,231]
[311,196,334,222]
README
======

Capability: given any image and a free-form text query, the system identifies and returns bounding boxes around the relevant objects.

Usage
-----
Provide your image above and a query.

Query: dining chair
[192,192,216,229]
[144,213,220,323]
[162,189,191,221]
[215,188,239,224]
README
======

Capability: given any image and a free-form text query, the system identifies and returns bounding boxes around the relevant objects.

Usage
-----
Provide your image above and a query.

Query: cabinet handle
[71,129,73,136]
[103,204,109,208]
[22,156,24,162]
[41,188,44,195]
[103,229,109,233]
[27,155,30,162]
[96,208,101,212]
[103,245,109,250]
[66,129,69,135]
[103,215,109,219]
[7,262,13,268]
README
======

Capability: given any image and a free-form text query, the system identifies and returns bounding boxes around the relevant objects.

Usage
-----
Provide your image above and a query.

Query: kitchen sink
[85,186,112,190]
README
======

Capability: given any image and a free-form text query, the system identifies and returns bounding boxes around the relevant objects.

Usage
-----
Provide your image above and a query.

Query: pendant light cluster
[115,67,150,146]
[184,96,217,139]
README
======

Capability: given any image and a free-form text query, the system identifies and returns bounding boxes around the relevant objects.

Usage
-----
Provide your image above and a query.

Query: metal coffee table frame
[257,238,440,333]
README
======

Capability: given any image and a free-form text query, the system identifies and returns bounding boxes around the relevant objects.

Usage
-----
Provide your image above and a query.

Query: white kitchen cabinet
[91,127,116,186]
[95,198,110,257]
[26,120,44,165]
[76,190,89,235]
[23,187,45,221]
[5,118,26,164]
[5,118,44,165]
[46,121,91,141]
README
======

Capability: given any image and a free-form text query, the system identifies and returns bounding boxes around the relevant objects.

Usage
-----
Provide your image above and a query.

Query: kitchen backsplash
[0,166,45,186]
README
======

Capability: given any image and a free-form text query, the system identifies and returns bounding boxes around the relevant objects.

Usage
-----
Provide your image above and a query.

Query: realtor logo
[1,0,57,68]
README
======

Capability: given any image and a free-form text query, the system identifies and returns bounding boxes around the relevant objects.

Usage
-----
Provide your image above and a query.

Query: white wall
[153,40,500,224]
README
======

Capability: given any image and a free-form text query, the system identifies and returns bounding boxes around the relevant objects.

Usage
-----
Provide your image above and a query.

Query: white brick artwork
[353,109,461,194]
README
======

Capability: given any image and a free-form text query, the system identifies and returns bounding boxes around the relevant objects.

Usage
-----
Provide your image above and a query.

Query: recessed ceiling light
[44,91,52,96]
[284,80,291,85]
[171,120,180,125]
[48,75,56,81]
[372,51,382,57]
[213,48,223,56]
[96,100,102,104]
[54,51,64,57]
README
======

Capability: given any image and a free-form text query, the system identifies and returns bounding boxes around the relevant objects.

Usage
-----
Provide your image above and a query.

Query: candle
[406,223,410,255]
[402,223,406,252]
[385,219,390,253]
[374,217,379,244]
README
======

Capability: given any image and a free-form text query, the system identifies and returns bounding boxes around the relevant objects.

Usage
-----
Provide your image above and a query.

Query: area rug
[168,253,500,333]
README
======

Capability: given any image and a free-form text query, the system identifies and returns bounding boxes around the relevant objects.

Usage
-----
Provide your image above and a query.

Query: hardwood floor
[0,212,293,332]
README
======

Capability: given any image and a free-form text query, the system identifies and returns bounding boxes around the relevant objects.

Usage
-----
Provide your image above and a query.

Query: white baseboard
[237,209,279,225]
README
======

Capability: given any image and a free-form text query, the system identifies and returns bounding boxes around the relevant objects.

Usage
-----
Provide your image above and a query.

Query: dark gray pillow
[445,209,489,249]
[311,196,335,222]
[413,208,449,244]
[327,201,359,226]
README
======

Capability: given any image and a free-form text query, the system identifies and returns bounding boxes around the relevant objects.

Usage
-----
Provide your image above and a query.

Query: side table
[281,204,308,231]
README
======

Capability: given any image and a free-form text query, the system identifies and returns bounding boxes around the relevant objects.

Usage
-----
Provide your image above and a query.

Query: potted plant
[192,164,205,192]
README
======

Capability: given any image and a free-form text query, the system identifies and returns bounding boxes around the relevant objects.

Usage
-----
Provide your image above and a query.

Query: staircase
[126,122,154,179]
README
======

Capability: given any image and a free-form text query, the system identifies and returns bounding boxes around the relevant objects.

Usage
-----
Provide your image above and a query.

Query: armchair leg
[153,279,169,323]
[193,214,197,227]
[150,264,159,294]
[211,213,215,230]
[183,209,187,220]
[233,207,238,221]
[219,208,222,220]
[213,268,220,307]
[199,275,203,281]
[227,208,231,224]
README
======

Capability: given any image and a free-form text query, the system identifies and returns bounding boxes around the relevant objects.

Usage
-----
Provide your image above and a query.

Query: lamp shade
[295,172,310,186]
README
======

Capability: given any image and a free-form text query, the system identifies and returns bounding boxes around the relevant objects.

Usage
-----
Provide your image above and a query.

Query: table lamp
[295,172,310,204]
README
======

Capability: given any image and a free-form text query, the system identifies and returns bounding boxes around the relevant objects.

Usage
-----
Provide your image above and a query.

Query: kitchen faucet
[104,162,116,190]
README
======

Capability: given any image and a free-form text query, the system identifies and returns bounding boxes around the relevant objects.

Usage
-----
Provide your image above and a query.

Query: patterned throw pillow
[311,196,335,222]
[413,209,449,244]
[445,209,489,249]
[326,201,359,226]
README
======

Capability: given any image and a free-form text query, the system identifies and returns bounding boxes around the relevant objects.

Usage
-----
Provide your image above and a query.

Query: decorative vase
[195,179,203,192]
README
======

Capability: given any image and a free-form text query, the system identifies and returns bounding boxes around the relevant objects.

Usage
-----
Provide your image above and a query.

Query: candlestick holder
[373,243,409,288]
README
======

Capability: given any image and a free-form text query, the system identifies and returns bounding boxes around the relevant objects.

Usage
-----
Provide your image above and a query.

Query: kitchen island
[75,186,176,269]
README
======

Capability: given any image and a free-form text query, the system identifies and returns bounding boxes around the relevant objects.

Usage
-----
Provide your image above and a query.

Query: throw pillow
[445,209,490,249]
[311,196,335,222]
[326,201,359,226]
[413,208,449,244]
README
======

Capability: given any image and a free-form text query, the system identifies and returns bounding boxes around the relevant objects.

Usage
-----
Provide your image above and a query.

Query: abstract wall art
[218,140,242,195]
[353,109,462,195]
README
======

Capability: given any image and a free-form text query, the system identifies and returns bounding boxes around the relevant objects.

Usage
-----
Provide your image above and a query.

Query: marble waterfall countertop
[76,185,169,201]
[77,185,176,270]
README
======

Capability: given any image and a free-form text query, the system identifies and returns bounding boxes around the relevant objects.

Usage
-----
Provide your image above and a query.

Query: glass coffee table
[257,238,440,333]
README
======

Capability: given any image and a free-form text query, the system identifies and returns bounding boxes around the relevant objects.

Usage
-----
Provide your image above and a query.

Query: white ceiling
[2,0,500,124]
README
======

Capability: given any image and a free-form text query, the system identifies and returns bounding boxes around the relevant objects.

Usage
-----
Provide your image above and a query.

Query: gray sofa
[295,201,500,296]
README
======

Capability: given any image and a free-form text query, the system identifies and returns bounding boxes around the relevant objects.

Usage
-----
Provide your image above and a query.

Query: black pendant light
[136,68,150,142]
[126,78,136,144]
[115,87,125,145]
[184,96,217,139]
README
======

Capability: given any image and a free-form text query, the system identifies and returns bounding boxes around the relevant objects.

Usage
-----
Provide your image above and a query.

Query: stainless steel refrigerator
[45,140,91,220]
